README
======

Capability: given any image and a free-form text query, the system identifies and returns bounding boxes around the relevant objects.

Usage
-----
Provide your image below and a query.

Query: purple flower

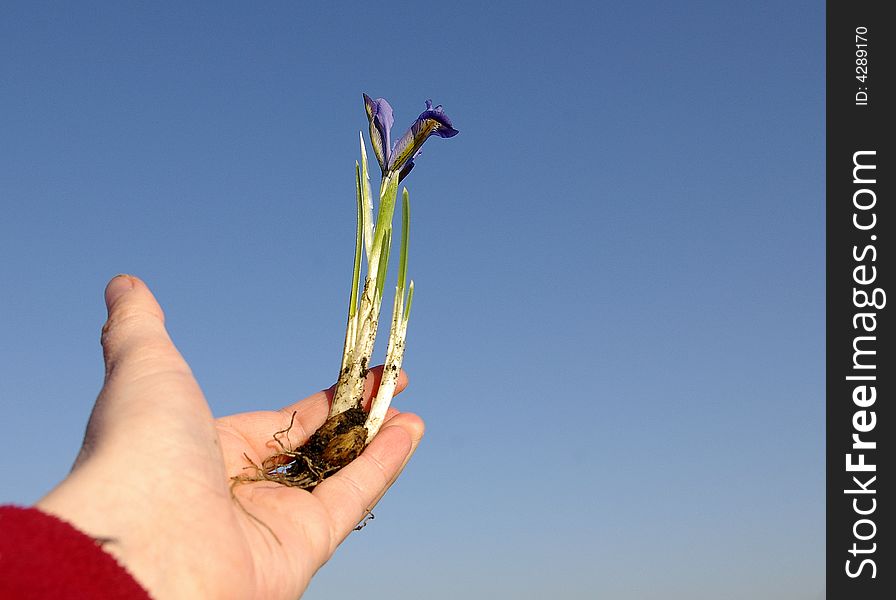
[363,93,394,173]
[363,95,458,181]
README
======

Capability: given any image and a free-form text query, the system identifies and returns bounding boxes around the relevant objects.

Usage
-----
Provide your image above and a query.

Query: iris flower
[364,94,459,181]
[245,93,458,494]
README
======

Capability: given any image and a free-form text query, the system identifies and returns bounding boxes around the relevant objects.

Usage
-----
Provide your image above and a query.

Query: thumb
[80,275,210,458]
[101,275,189,384]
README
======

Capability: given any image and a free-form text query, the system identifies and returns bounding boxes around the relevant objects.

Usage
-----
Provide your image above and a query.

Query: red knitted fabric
[0,505,151,599]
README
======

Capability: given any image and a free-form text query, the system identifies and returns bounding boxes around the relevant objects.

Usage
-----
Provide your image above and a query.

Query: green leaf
[396,188,410,302]
[404,280,414,325]
[375,228,392,304]
[359,132,373,260]
[371,173,400,260]
[348,161,363,318]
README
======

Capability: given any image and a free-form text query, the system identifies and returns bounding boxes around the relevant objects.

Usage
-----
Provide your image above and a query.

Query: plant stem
[364,189,413,441]
[329,165,400,418]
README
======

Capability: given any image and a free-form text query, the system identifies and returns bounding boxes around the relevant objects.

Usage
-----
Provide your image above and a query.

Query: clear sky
[1,1,824,598]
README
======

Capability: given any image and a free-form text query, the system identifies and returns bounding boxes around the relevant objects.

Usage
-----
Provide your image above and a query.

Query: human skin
[36,275,425,599]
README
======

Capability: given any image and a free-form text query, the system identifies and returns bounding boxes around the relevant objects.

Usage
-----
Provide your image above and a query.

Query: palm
[211,373,413,599]
[36,276,422,600]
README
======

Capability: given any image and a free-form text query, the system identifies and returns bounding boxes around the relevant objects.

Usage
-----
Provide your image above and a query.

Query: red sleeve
[0,505,152,599]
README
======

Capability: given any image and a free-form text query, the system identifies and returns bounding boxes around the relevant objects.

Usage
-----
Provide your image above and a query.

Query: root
[229,406,373,541]
[271,411,298,452]
[233,406,369,492]
[354,509,375,531]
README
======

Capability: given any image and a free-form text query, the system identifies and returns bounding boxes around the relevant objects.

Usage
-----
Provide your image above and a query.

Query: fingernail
[105,275,134,310]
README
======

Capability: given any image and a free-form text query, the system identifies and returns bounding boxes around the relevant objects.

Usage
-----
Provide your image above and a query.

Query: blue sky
[1,1,824,598]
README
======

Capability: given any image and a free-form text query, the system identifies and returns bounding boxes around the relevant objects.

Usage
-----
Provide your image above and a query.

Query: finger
[368,411,426,507]
[83,276,211,456]
[101,275,191,383]
[312,411,424,552]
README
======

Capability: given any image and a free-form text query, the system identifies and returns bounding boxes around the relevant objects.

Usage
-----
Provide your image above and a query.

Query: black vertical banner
[827,1,893,598]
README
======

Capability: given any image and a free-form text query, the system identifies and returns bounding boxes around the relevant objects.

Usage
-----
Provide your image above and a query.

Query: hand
[36,275,425,599]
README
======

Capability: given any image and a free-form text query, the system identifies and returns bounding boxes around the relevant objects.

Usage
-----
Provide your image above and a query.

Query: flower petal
[388,99,458,175]
[397,158,415,183]
[363,93,394,172]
